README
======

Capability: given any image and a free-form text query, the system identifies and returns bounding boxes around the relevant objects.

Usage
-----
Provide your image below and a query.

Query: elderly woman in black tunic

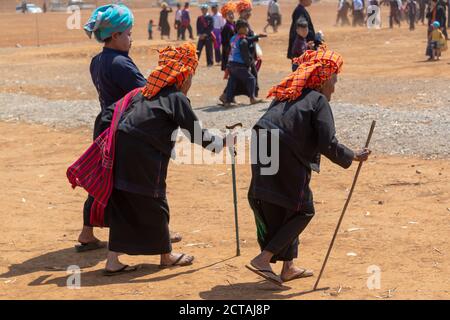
[94,43,227,275]
[159,2,173,40]
[246,49,371,285]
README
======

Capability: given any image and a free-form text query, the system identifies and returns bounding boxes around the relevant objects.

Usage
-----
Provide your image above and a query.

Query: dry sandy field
[0,1,449,300]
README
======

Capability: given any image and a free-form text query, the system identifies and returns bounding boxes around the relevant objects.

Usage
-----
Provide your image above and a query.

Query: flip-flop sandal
[170,232,183,244]
[102,265,139,277]
[281,268,314,282]
[75,240,107,253]
[159,254,194,269]
[249,99,265,105]
[245,265,283,287]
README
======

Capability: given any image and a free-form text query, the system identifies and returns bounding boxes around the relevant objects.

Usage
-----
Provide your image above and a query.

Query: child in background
[291,18,309,71]
[429,21,447,60]
[223,19,265,107]
[148,19,155,40]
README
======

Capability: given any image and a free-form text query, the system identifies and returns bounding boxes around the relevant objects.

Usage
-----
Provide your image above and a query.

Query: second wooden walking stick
[313,120,376,290]
[226,122,243,256]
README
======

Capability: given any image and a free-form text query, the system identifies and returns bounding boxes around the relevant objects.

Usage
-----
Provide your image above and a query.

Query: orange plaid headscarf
[142,43,198,99]
[267,49,343,101]
[221,2,236,17]
[236,0,252,13]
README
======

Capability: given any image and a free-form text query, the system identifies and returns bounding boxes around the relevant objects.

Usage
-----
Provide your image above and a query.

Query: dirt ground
[1,2,450,300]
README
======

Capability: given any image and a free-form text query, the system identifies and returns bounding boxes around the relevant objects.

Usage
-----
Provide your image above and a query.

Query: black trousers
[249,195,315,263]
[409,15,415,30]
[197,38,214,66]
[180,24,194,40]
[225,63,256,101]
[175,21,181,39]
[352,10,365,26]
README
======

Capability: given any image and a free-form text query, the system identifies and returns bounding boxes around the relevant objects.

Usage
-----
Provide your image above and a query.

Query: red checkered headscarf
[142,43,198,99]
[221,1,236,17]
[267,49,343,101]
[236,0,252,13]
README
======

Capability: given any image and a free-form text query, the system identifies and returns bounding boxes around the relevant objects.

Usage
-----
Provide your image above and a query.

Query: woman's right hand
[353,148,371,162]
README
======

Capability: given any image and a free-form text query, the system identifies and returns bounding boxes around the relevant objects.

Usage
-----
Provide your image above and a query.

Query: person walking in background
[159,2,173,40]
[406,0,418,30]
[211,3,226,65]
[288,0,316,60]
[221,2,236,72]
[352,0,365,26]
[175,3,183,40]
[148,19,155,40]
[417,0,427,24]
[181,2,195,40]
[196,4,214,67]
[264,0,282,33]
[222,19,264,106]
[336,0,351,26]
[389,0,401,28]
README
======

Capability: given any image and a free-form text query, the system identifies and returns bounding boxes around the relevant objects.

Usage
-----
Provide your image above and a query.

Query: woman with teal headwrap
[84,3,134,43]
[76,4,183,254]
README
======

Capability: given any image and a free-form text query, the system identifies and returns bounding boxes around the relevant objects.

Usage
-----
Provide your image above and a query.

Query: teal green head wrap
[84,4,134,43]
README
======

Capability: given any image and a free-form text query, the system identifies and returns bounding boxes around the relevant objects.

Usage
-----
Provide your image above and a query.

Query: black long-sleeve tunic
[221,22,235,70]
[99,86,222,198]
[249,89,354,210]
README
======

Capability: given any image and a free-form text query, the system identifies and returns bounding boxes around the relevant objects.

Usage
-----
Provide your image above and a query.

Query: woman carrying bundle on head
[246,49,371,286]
[159,2,173,40]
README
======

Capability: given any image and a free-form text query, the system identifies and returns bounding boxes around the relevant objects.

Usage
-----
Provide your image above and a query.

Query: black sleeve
[196,17,201,35]
[287,8,299,59]
[207,16,214,34]
[99,102,115,133]
[313,96,354,168]
[111,57,147,94]
[169,93,223,151]
[239,39,252,66]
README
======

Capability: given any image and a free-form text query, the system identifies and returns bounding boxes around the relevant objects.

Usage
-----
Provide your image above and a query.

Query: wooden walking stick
[313,120,376,290]
[226,122,243,256]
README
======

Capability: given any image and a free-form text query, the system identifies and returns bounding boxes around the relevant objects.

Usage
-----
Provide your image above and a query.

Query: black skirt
[107,188,172,255]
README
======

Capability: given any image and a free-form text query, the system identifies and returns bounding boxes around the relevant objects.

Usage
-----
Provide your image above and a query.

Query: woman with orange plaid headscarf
[246,49,371,286]
[91,43,227,275]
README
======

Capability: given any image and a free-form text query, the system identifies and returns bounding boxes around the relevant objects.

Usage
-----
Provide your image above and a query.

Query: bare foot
[250,98,264,105]
[77,226,100,244]
[250,255,274,275]
[160,252,194,267]
[105,251,126,272]
[281,262,313,282]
